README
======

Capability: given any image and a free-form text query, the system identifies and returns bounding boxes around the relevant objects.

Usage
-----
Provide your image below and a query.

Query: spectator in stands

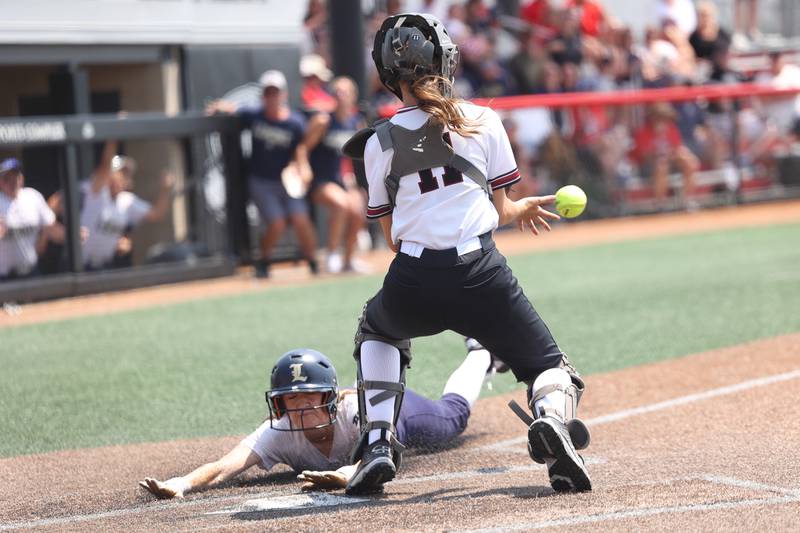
[79,141,175,271]
[306,77,369,274]
[443,2,470,44]
[689,1,731,66]
[640,23,694,86]
[630,103,698,206]
[548,9,583,67]
[733,0,759,47]
[508,30,549,95]
[207,71,319,278]
[755,51,800,134]
[0,158,63,281]
[300,54,336,114]
[566,0,606,38]
[302,0,329,59]
[656,0,697,37]
[464,0,493,33]
[520,0,559,42]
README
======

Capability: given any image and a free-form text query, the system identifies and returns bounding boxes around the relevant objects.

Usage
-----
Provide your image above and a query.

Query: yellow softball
[555,185,587,218]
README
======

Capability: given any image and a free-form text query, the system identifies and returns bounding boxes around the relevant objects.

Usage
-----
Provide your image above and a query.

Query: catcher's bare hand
[516,195,559,235]
[297,470,348,491]
[138,477,186,499]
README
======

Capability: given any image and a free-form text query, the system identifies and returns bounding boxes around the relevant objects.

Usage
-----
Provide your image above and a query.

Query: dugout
[0,111,251,303]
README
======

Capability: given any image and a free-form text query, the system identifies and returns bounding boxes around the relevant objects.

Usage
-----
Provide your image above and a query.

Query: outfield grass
[1,222,799,457]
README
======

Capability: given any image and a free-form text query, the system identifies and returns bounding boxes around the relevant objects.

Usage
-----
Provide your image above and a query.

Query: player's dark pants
[396,391,470,449]
[361,234,563,383]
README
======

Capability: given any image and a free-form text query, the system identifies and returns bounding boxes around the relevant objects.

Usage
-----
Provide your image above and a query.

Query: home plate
[207,492,367,515]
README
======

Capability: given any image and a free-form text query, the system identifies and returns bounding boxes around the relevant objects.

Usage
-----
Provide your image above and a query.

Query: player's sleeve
[126,194,153,226]
[483,108,521,191]
[34,190,56,226]
[364,135,393,219]
[240,420,281,471]
[237,106,259,128]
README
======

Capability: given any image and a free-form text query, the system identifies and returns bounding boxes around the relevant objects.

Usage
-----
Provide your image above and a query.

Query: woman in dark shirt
[306,77,368,274]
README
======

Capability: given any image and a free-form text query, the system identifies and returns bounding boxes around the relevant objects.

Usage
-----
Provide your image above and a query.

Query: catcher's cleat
[345,439,396,495]
[464,337,510,374]
[528,416,592,493]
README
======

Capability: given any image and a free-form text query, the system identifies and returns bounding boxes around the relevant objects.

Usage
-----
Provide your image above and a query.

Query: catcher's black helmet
[372,12,460,100]
[265,349,339,431]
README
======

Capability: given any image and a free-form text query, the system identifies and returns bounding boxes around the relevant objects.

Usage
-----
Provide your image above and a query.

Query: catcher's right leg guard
[346,334,409,495]
[507,354,591,492]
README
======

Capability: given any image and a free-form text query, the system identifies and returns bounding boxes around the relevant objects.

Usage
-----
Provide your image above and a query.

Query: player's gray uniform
[0,187,55,278]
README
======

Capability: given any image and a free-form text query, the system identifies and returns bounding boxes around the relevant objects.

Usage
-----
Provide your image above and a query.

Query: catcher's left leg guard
[507,354,591,492]
[346,336,409,495]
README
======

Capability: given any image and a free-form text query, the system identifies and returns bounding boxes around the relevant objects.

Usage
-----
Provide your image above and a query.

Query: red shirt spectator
[520,0,559,36]
[566,0,605,37]
[630,119,682,164]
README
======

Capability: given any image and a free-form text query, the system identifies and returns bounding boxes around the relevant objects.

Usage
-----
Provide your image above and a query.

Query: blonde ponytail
[410,75,482,137]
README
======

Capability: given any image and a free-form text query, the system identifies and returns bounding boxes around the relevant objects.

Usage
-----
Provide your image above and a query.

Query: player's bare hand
[159,171,176,191]
[0,217,6,240]
[205,100,237,116]
[297,470,348,491]
[517,195,559,235]
[116,236,132,255]
[138,477,186,499]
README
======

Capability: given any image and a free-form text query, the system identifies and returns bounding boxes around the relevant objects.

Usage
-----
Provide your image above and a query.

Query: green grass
[1,222,799,457]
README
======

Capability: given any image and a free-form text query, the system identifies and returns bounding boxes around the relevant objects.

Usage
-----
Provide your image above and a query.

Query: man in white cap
[208,70,319,278]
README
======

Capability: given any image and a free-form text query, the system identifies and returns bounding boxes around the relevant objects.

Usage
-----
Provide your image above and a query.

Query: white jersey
[364,103,520,250]
[79,181,151,268]
[241,393,361,473]
[0,188,55,276]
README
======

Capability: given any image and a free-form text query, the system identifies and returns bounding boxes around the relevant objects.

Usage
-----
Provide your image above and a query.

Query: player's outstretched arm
[492,188,560,235]
[139,442,261,499]
[142,171,176,223]
[297,463,358,491]
[90,140,119,193]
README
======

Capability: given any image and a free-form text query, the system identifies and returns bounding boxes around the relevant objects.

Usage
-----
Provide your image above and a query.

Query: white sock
[442,348,491,407]
[531,368,571,421]
[360,340,401,444]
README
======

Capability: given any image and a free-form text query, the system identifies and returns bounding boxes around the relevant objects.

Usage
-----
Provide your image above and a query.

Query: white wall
[0,0,308,45]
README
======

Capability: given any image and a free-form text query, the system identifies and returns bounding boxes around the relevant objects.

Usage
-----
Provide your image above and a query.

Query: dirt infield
[3,200,800,329]
[1,333,799,532]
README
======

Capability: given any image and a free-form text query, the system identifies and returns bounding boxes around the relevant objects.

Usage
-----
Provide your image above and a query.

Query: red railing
[378,83,800,117]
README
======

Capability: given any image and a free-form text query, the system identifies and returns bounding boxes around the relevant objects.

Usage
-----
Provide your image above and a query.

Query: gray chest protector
[343,117,492,208]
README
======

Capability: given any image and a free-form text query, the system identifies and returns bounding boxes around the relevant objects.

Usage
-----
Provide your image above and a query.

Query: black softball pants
[360,236,564,383]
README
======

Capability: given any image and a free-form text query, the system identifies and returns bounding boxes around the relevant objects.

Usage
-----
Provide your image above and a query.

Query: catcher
[139,340,504,497]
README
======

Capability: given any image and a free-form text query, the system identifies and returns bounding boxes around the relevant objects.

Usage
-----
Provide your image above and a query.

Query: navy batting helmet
[265,349,339,431]
[372,12,459,100]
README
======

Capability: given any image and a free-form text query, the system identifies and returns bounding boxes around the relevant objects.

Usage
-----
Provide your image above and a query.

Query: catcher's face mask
[266,390,338,432]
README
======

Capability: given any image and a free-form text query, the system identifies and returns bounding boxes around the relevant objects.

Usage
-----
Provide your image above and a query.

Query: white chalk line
[480,368,800,453]
[460,494,800,532]
[0,489,286,532]
[702,475,800,497]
